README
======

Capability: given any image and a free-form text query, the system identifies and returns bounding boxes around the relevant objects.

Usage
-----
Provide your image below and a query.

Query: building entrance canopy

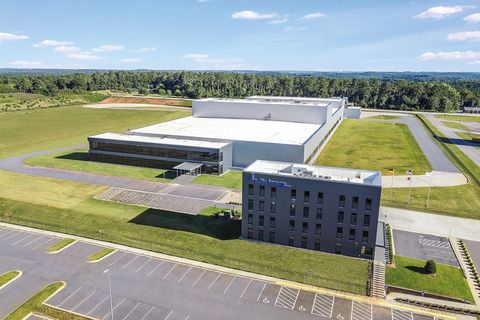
[173,162,204,175]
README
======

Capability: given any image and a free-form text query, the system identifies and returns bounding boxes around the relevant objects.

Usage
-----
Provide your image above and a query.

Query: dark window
[364,214,371,227]
[301,237,307,248]
[247,214,253,225]
[315,224,322,235]
[314,239,321,250]
[302,222,308,233]
[316,208,323,220]
[259,215,264,227]
[271,187,276,199]
[259,185,265,197]
[317,192,324,204]
[352,196,359,209]
[248,199,254,210]
[336,227,343,239]
[365,198,372,211]
[258,230,264,241]
[291,189,296,201]
[350,213,357,225]
[304,191,310,203]
[247,228,253,239]
[288,235,294,246]
[362,230,369,243]
[259,200,264,212]
[269,231,275,242]
[338,211,344,224]
[270,201,276,214]
[349,228,356,240]
[290,204,296,216]
[339,195,345,207]
[270,217,276,228]
[248,184,254,195]
[303,206,309,218]
[335,242,342,254]
[361,246,373,256]
[289,220,295,232]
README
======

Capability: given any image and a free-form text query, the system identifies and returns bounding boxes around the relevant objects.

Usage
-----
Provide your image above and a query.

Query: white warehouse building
[88,96,349,174]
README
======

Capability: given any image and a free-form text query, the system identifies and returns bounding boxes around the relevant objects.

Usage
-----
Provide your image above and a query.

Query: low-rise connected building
[241,160,382,260]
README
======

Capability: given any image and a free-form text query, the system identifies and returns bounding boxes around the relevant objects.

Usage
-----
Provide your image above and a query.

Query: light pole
[104,269,114,320]
[426,171,432,208]
[406,169,413,204]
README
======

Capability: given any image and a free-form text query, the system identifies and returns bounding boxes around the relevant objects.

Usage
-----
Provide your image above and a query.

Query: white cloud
[268,18,288,24]
[419,50,480,61]
[184,52,254,69]
[464,13,480,23]
[120,58,141,63]
[414,6,469,19]
[93,44,124,52]
[53,46,81,54]
[131,47,157,53]
[8,60,43,68]
[0,32,29,43]
[468,60,480,64]
[197,0,212,2]
[447,31,480,42]
[33,39,73,47]
[301,12,325,20]
[184,53,209,61]
[232,10,278,20]
[283,26,307,32]
[68,52,103,61]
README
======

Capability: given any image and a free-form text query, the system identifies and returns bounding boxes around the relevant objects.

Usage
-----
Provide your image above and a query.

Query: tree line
[0,71,479,112]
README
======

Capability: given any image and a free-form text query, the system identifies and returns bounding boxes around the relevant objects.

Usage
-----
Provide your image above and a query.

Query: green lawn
[386,256,473,302]
[315,119,431,175]
[87,248,115,262]
[366,115,402,120]
[47,238,75,253]
[434,114,480,123]
[441,120,471,131]
[25,149,171,183]
[0,270,20,288]
[0,92,106,112]
[193,171,243,189]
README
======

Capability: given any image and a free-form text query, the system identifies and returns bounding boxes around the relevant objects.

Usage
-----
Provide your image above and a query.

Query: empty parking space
[58,242,101,258]
[352,301,372,320]
[0,228,56,252]
[392,309,413,320]
[274,286,300,310]
[393,230,459,267]
[311,293,335,318]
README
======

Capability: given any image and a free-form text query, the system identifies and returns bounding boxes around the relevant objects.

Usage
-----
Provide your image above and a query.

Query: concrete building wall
[231,141,304,168]
[344,107,361,119]
[241,171,381,259]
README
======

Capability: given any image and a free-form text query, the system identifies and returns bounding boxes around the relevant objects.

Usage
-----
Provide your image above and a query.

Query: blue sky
[0,0,479,71]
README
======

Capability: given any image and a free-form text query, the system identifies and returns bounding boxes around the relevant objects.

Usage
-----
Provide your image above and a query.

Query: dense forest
[1,71,479,112]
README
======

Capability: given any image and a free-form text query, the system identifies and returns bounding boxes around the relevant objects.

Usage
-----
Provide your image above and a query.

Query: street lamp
[104,269,114,320]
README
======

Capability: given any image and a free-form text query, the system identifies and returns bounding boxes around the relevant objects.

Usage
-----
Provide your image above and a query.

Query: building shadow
[56,152,90,161]
[129,208,241,240]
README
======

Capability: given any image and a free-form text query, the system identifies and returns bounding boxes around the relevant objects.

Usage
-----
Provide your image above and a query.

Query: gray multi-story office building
[241,160,382,260]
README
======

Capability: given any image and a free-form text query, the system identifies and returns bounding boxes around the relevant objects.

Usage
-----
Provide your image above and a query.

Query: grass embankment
[4,282,87,320]
[386,256,473,302]
[47,238,75,253]
[87,248,115,262]
[441,121,471,131]
[367,115,402,120]
[0,173,368,294]
[192,171,243,189]
[25,149,171,183]
[434,114,480,123]
[315,119,431,175]
[0,271,20,288]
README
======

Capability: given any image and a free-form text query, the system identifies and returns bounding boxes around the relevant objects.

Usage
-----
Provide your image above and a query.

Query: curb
[45,239,77,254]
[0,270,22,291]
[86,248,117,263]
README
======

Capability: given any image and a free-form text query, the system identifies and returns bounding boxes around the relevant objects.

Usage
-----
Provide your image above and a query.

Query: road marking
[311,293,335,318]
[122,302,141,320]
[223,276,236,294]
[419,238,450,249]
[274,286,300,310]
[122,255,139,270]
[185,315,190,320]
[256,282,267,302]
[22,235,43,248]
[208,273,221,290]
[103,297,126,320]
[240,279,252,298]
[107,252,127,267]
[87,295,109,315]
[351,301,372,320]
[31,237,55,251]
[0,230,15,239]
[135,258,152,273]
[147,261,164,276]
[140,306,156,320]
[164,310,174,320]
[177,266,192,283]
[192,269,207,287]
[3,231,20,241]
[58,287,82,307]
[392,309,413,320]
[11,233,33,245]
[72,290,96,310]
[162,264,177,280]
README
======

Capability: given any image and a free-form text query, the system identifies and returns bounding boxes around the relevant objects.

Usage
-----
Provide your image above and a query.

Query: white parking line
[164,310,173,320]
[87,295,109,315]
[208,273,221,290]
[0,230,15,238]
[122,302,141,320]
[103,297,126,320]
[31,237,55,251]
[122,256,139,269]
[351,301,372,320]
[72,290,96,311]
[11,233,33,245]
[3,231,20,241]
[274,286,299,310]
[140,306,156,320]
[135,258,152,273]
[240,279,252,298]
[391,309,413,320]
[108,252,127,267]
[22,235,44,248]
[147,261,164,276]
[256,283,267,302]
[192,269,207,286]
[58,287,82,307]
[177,267,192,283]
[162,264,177,280]
[311,293,335,318]
[223,276,236,294]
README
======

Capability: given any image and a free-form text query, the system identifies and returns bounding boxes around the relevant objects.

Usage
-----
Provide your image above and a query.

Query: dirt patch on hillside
[100,96,191,107]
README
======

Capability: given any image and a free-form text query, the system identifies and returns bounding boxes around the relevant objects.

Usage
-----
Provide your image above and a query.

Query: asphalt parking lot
[393,230,459,267]
[0,225,444,320]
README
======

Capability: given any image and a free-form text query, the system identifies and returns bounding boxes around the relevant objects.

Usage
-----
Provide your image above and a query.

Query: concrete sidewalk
[382,171,467,188]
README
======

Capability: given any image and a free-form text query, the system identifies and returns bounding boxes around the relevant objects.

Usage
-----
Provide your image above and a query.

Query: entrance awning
[173,162,204,171]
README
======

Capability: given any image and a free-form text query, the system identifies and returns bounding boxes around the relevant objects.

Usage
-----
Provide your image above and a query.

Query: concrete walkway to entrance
[382,171,467,188]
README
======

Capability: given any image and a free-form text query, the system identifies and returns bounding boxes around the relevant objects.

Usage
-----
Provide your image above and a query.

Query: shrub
[425,259,437,275]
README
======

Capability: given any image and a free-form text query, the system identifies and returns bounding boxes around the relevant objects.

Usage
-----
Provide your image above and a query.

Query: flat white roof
[199,97,331,107]
[131,116,321,145]
[247,95,344,104]
[245,160,382,186]
[90,132,231,149]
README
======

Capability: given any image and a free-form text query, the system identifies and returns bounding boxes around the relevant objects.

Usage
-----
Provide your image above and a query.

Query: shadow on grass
[405,265,427,274]
[435,135,480,147]
[129,208,241,240]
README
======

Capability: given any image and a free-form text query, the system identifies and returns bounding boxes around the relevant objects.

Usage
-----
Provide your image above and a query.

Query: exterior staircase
[371,261,386,298]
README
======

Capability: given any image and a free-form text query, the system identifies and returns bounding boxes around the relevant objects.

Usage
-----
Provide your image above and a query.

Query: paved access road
[0,226,441,320]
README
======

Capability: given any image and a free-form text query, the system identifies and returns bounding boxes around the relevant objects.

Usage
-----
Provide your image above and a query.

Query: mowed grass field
[434,114,480,123]
[192,171,243,189]
[315,119,431,175]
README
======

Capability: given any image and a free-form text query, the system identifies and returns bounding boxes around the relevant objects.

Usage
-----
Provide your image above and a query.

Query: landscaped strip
[192,171,243,189]
[0,270,21,290]
[87,247,115,262]
[46,238,76,253]
[386,256,474,302]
